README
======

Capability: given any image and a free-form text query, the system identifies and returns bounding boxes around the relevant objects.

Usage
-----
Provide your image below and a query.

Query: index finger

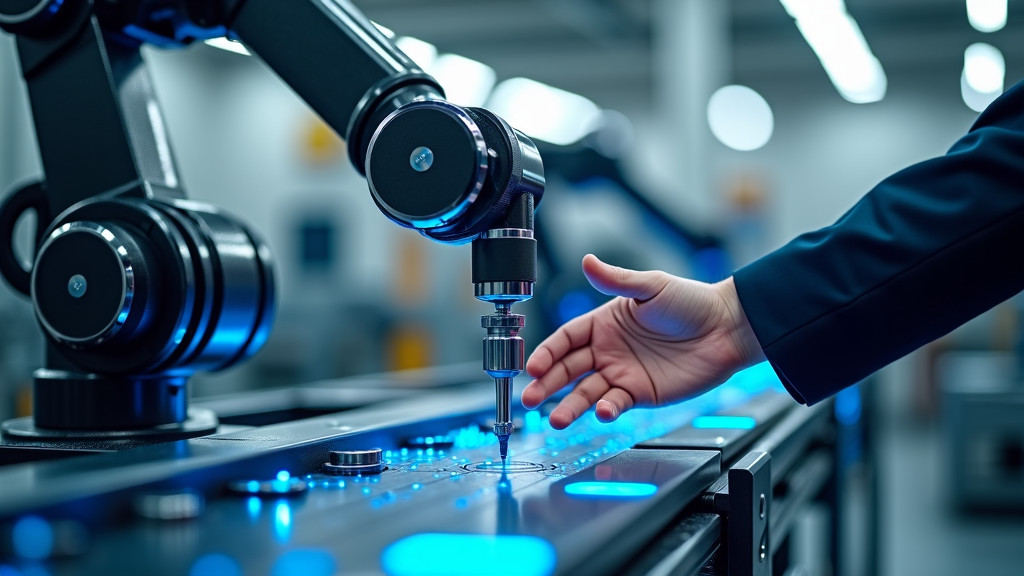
[526,312,596,378]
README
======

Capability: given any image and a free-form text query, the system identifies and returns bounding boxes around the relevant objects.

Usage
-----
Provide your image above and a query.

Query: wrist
[716,276,766,368]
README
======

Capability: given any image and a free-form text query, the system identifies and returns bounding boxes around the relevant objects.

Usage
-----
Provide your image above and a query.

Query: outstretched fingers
[595,388,636,423]
[548,372,613,429]
[521,346,597,409]
[525,311,595,377]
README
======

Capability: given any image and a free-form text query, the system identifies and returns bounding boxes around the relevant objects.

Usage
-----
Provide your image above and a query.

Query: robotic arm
[0,0,543,458]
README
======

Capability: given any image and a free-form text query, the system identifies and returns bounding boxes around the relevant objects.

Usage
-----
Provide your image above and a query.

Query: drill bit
[493,376,514,462]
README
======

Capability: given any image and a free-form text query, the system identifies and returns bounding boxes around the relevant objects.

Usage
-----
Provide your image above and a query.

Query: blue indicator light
[276,470,290,482]
[411,483,422,490]
[12,516,53,560]
[381,534,556,576]
[691,416,756,430]
[247,497,262,519]
[564,482,658,498]
[524,410,542,432]
[271,549,336,576]
[246,480,260,493]
[189,554,241,576]
[273,501,292,542]
[454,498,468,509]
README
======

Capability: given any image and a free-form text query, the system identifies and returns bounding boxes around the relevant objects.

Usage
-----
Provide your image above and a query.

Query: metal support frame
[707,451,772,576]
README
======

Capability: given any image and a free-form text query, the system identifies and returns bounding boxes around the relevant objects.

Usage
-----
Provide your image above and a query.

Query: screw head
[409,146,434,172]
[67,274,87,298]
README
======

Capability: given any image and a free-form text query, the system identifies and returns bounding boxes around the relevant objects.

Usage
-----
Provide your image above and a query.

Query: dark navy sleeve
[733,80,1024,405]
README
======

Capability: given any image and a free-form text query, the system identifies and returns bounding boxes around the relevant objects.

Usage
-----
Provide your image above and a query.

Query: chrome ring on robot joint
[31,221,135,346]
[481,228,534,240]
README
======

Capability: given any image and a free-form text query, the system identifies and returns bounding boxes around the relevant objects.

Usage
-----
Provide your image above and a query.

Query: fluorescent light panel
[966,0,1007,33]
[486,77,602,146]
[429,53,496,107]
[961,43,1005,112]
[779,0,887,103]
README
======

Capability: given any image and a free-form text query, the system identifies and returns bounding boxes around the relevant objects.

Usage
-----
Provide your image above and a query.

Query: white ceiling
[356,0,1024,111]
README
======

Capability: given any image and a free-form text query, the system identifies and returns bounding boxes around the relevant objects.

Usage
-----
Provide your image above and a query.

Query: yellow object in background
[301,116,345,165]
[16,384,31,417]
[386,324,433,371]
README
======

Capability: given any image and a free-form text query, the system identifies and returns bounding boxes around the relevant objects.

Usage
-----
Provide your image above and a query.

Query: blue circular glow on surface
[276,470,291,482]
[691,416,757,430]
[564,482,658,499]
[271,549,336,576]
[381,533,556,576]
[12,516,53,560]
[189,554,241,576]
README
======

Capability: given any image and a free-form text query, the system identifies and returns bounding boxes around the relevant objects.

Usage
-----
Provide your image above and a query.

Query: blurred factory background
[1,0,1024,573]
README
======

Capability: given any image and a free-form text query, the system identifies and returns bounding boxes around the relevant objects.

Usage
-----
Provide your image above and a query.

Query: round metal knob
[323,448,386,476]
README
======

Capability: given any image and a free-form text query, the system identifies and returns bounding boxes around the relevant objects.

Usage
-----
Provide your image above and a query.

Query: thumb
[582,254,667,301]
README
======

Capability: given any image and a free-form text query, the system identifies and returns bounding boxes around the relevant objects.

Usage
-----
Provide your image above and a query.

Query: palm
[523,255,753,429]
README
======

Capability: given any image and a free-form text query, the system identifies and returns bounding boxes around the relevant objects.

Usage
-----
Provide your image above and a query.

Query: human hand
[522,254,765,429]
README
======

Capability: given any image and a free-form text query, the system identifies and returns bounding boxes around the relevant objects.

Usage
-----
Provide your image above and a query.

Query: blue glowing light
[834,385,862,426]
[557,290,596,324]
[564,482,658,498]
[12,516,53,560]
[524,410,542,432]
[246,480,260,493]
[0,566,22,576]
[271,549,336,576]
[381,534,556,576]
[691,416,756,430]
[276,470,290,482]
[274,501,292,542]
[189,554,241,576]
[246,497,262,520]
[411,483,422,490]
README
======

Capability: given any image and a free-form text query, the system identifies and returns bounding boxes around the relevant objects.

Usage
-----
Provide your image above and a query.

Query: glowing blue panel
[12,516,53,560]
[189,554,241,576]
[271,549,336,576]
[691,416,756,430]
[381,533,556,576]
[564,482,657,499]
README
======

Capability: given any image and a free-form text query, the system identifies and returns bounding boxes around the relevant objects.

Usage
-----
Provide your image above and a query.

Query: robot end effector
[366,102,545,461]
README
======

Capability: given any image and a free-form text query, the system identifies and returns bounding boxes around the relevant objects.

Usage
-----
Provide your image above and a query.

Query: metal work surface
[0,365,792,576]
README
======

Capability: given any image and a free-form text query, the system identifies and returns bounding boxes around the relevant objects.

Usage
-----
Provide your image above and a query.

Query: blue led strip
[691,415,756,430]
[563,482,658,499]
[381,533,556,576]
